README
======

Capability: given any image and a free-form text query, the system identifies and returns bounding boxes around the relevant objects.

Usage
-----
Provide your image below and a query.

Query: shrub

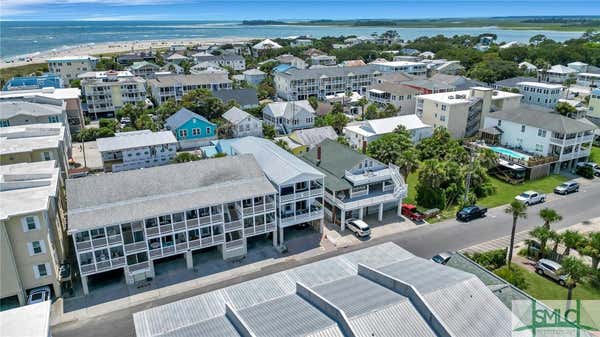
[589,269,600,290]
[99,118,119,131]
[576,165,594,179]
[494,266,528,290]
[469,248,507,270]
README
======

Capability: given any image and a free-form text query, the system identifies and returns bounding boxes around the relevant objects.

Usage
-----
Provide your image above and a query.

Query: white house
[541,65,578,83]
[222,107,263,138]
[96,130,178,172]
[518,61,538,72]
[252,39,282,56]
[576,73,600,87]
[242,69,266,85]
[370,61,427,78]
[482,105,597,174]
[343,114,433,151]
[262,100,316,134]
[517,82,563,108]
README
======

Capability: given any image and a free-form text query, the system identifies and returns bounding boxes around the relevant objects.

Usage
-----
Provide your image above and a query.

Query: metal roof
[213,88,259,107]
[222,107,255,124]
[231,136,324,186]
[262,100,315,119]
[0,123,66,156]
[289,126,337,147]
[0,301,51,337]
[133,243,522,337]
[148,74,231,88]
[96,130,177,152]
[66,154,276,232]
[275,65,380,80]
[0,99,65,119]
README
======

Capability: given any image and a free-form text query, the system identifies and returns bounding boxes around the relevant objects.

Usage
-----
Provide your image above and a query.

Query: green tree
[134,113,157,131]
[156,99,180,121]
[539,208,562,230]
[580,232,600,270]
[559,256,590,305]
[416,127,467,162]
[357,97,368,119]
[364,103,379,120]
[173,152,201,163]
[69,79,81,89]
[379,103,398,118]
[263,123,276,139]
[468,59,519,84]
[181,89,226,120]
[95,57,121,71]
[555,101,577,117]
[561,230,585,256]
[217,122,235,139]
[504,200,528,269]
[308,96,319,110]
[529,226,552,259]
[549,230,562,255]
[99,118,119,131]
[275,139,291,152]
[415,159,465,209]
[336,136,349,146]
[258,76,276,100]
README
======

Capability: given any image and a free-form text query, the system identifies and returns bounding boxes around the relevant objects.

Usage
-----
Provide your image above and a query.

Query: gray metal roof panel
[237,294,343,337]
[349,301,439,337]
[165,108,214,130]
[214,89,259,108]
[231,136,325,186]
[0,100,64,119]
[151,316,240,337]
[96,131,177,152]
[488,106,597,134]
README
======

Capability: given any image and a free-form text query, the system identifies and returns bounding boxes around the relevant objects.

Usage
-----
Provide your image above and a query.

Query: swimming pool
[488,146,530,160]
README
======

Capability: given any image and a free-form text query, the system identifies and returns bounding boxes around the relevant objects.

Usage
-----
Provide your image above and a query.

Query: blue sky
[1,0,597,21]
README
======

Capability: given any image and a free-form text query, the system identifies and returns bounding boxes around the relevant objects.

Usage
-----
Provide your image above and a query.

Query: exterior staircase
[388,163,408,199]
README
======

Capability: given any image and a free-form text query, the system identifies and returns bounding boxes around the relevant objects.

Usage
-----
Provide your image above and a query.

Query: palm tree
[561,230,585,256]
[529,226,552,259]
[395,148,420,179]
[559,256,590,308]
[549,230,562,255]
[539,208,562,230]
[580,232,600,270]
[357,97,368,120]
[505,200,528,268]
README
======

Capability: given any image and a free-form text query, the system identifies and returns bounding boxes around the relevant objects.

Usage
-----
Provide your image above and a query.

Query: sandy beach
[0,36,257,69]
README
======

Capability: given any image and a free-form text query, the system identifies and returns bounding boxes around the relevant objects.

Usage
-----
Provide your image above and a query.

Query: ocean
[0,20,585,59]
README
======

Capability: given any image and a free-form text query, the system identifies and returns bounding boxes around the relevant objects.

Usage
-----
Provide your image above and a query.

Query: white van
[346,219,371,237]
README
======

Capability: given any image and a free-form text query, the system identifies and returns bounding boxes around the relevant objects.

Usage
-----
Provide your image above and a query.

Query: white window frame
[33,263,51,279]
[22,216,40,232]
[179,129,188,138]
[28,241,46,256]
[206,127,211,135]
[41,151,53,161]
[192,128,201,136]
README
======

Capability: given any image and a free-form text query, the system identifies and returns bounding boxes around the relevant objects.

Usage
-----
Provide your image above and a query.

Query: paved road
[53,181,600,337]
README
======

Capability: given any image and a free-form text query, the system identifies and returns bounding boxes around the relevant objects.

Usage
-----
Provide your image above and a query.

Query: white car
[346,219,371,237]
[27,286,51,305]
[515,190,546,206]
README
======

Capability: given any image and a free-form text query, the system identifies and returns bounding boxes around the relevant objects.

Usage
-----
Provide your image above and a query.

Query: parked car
[401,203,425,221]
[27,286,51,305]
[456,205,487,222]
[515,190,545,205]
[535,259,568,286]
[554,181,580,195]
[577,162,600,177]
[431,252,453,265]
[346,219,371,237]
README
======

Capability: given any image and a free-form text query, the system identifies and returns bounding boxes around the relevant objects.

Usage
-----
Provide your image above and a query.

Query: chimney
[317,145,322,163]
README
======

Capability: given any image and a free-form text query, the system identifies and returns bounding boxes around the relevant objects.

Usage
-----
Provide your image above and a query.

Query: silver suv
[535,259,567,286]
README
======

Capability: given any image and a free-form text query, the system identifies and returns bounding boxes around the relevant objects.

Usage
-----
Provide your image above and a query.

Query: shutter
[45,263,52,277]
[40,241,47,254]
[33,265,40,279]
[21,217,28,232]
[27,242,34,256]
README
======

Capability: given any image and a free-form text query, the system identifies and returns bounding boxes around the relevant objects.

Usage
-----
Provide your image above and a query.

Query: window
[126,252,148,266]
[22,216,39,231]
[535,144,544,152]
[497,120,502,126]
[521,125,526,133]
[206,127,212,135]
[441,105,447,111]
[48,116,59,123]
[29,241,45,255]
[192,128,201,136]
[440,115,446,122]
[33,263,50,278]
[42,151,52,161]
[179,129,188,138]
[0,119,10,127]
[537,129,547,137]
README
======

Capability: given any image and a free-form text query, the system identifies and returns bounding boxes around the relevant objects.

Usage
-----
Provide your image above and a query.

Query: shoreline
[0,36,257,70]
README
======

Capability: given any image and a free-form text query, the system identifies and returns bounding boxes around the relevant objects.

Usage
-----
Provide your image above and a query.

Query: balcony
[345,168,392,185]
[159,224,173,234]
[76,241,92,251]
[92,237,108,248]
[124,241,147,254]
[224,239,244,250]
[280,209,323,227]
[146,226,159,237]
[224,220,243,232]
[107,235,122,245]
[173,221,186,232]
[128,261,149,273]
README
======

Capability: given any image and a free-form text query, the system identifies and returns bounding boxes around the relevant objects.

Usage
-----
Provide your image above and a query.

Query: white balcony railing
[128,261,149,273]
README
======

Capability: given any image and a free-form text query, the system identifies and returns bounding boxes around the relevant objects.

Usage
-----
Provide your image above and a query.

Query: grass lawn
[590,146,600,163]
[404,171,568,223]
[502,265,600,301]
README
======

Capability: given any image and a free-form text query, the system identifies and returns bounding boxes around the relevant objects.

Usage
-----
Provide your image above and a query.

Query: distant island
[242,16,600,31]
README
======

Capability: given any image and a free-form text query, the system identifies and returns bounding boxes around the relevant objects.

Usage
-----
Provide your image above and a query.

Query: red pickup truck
[401,204,425,221]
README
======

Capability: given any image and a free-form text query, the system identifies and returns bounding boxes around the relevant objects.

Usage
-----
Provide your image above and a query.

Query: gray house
[262,100,316,134]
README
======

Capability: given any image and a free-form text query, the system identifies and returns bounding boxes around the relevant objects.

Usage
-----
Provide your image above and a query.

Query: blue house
[2,73,64,91]
[165,108,217,149]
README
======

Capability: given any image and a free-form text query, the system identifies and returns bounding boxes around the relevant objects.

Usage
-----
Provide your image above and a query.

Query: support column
[185,251,193,269]
[397,200,402,216]
[359,207,364,220]
[81,275,89,295]
[273,226,278,247]
[279,226,284,245]
[17,291,26,306]
[340,210,346,231]
[378,203,384,222]
[146,260,155,279]
[319,218,324,234]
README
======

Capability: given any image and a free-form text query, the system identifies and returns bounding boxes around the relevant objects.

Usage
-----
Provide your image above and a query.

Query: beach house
[343,115,433,151]
[148,74,232,105]
[262,100,315,134]
[222,107,263,138]
[165,108,217,148]
[46,55,98,82]
[79,70,147,118]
